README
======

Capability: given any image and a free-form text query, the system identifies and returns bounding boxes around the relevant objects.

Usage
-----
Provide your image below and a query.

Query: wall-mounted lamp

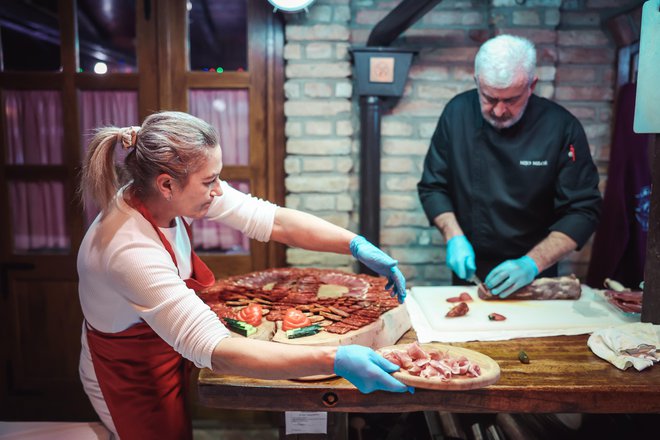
[267,0,315,13]
[94,62,108,74]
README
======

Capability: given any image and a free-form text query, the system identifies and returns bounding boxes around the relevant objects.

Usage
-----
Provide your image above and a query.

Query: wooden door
[0,0,284,420]
[157,0,286,277]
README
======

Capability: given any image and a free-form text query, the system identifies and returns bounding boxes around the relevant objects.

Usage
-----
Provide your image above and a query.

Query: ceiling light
[267,0,315,13]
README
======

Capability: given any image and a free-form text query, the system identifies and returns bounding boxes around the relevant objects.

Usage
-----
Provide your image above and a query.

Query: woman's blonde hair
[79,111,218,211]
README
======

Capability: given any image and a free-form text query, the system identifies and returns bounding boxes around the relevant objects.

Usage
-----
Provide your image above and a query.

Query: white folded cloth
[587,322,660,371]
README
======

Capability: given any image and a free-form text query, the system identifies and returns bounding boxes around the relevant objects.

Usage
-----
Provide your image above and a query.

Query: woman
[77,111,411,439]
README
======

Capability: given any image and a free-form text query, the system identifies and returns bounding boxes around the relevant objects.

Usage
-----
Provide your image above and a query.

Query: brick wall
[283,0,643,286]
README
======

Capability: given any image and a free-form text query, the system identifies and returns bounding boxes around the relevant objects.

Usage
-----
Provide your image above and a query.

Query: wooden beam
[642,134,660,323]
[186,71,250,89]
[75,73,139,90]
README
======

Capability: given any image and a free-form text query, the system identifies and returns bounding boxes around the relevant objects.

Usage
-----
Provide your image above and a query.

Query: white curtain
[6,90,64,165]
[5,90,69,251]
[189,89,249,165]
[189,90,251,253]
[6,89,250,253]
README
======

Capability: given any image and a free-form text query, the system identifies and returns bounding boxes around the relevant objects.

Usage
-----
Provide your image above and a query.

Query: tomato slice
[282,308,311,331]
[236,303,262,327]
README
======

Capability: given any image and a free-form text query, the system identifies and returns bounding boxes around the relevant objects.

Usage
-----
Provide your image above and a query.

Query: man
[417,34,601,298]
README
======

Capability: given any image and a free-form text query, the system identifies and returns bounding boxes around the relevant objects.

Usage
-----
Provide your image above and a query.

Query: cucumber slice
[286,325,321,339]
[224,318,257,336]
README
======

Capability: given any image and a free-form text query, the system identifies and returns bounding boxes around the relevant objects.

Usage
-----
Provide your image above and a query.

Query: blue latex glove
[485,256,539,298]
[334,345,414,394]
[350,236,406,303]
[446,235,476,280]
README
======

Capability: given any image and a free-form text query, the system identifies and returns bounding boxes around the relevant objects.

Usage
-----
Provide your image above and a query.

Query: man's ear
[529,76,538,93]
[155,173,174,199]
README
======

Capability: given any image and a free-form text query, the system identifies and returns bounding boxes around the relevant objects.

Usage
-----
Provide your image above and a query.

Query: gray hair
[79,111,219,210]
[474,34,537,88]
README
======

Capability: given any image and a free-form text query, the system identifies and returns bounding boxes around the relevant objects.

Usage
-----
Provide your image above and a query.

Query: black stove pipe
[357,0,441,273]
[358,96,382,275]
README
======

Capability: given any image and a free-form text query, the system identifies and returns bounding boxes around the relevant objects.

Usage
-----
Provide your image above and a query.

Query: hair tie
[118,126,141,149]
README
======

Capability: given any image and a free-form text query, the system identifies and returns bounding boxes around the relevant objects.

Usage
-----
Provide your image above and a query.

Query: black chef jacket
[418,89,602,279]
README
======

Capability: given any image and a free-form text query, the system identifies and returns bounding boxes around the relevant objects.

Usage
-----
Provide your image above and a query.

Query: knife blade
[468,274,484,286]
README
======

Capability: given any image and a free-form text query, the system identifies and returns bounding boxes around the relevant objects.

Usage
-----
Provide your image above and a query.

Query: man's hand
[485,256,538,298]
[350,236,406,303]
[334,345,414,394]
[446,235,476,280]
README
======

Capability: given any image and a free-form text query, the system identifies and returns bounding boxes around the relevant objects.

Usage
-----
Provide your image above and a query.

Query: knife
[468,274,484,286]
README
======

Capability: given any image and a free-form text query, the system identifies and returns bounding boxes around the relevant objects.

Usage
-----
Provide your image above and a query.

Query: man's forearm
[527,231,578,273]
[433,212,464,241]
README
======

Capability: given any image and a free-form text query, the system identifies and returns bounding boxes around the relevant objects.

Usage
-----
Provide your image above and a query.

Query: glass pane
[188,0,247,72]
[4,90,64,164]
[79,90,139,226]
[9,180,70,253]
[189,89,249,165]
[77,0,137,73]
[192,181,250,254]
[0,0,61,71]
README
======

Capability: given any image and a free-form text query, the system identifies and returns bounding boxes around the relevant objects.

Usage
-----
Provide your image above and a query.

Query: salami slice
[324,322,354,334]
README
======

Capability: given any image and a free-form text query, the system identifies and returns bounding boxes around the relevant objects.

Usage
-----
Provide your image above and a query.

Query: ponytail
[78,127,123,212]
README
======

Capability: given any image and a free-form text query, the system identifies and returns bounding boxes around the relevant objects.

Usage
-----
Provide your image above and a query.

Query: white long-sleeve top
[78,181,277,436]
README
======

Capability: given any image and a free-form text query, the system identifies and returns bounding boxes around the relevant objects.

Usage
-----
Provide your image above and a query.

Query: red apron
[87,200,215,439]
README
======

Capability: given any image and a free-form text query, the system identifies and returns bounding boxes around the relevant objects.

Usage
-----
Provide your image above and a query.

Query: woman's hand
[349,236,407,303]
[334,345,414,394]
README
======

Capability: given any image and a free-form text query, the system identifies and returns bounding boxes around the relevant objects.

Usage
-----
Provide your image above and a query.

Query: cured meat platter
[199,268,411,349]
[378,342,500,390]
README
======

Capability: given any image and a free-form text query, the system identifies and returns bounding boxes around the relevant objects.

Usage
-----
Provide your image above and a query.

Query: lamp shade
[267,0,315,12]
[352,47,416,97]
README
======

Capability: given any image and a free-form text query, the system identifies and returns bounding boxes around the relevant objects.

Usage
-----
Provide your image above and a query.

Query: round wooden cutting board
[378,343,500,390]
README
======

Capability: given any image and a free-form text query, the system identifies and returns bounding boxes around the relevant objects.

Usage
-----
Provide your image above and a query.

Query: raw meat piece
[447,292,473,303]
[446,302,469,317]
[488,313,506,321]
[604,290,643,314]
[478,275,581,300]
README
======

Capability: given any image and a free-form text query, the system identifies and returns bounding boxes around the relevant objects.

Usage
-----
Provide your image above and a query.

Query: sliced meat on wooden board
[271,303,410,349]
[200,268,411,348]
[378,342,500,390]
[478,275,581,300]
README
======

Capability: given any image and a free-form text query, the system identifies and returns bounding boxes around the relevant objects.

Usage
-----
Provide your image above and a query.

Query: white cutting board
[407,285,639,343]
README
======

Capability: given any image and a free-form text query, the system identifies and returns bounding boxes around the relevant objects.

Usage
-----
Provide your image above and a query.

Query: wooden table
[197,329,660,414]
